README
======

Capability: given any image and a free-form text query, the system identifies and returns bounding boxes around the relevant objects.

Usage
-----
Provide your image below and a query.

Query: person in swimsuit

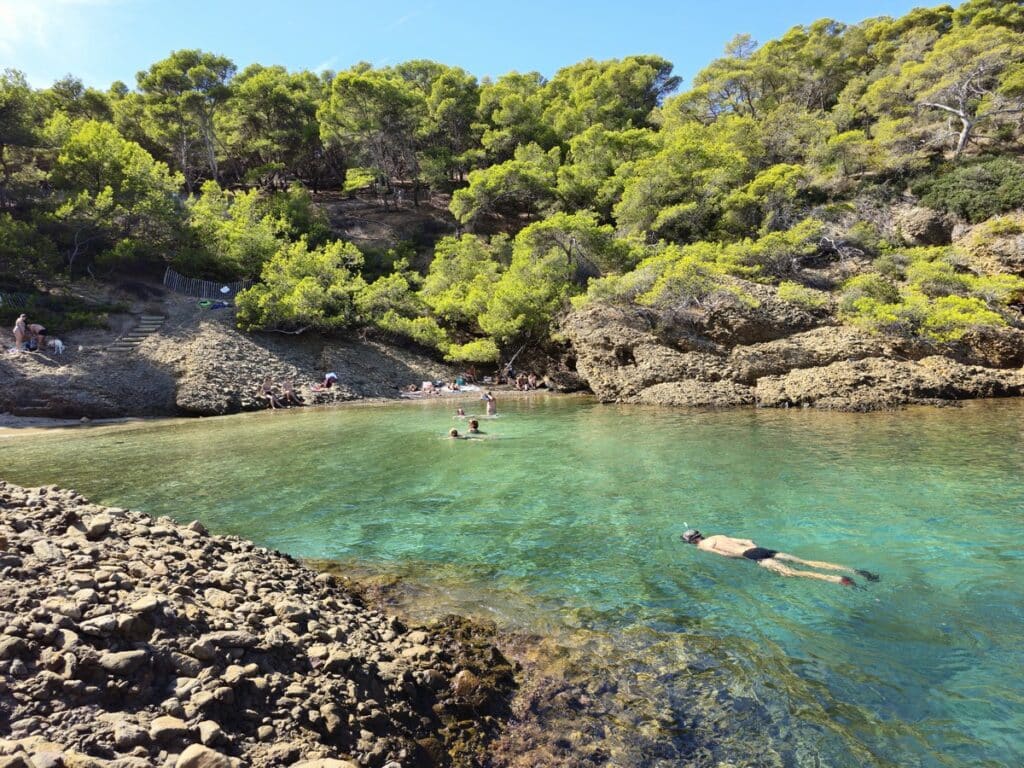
[27,323,47,349]
[467,419,483,434]
[260,376,283,409]
[281,380,303,405]
[482,391,497,416]
[680,530,879,586]
[12,314,27,350]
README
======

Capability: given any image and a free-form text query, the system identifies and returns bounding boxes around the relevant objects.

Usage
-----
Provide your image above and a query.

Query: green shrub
[777,281,829,310]
[444,338,501,363]
[376,311,450,350]
[904,259,968,297]
[912,157,1024,223]
[343,168,377,195]
[873,252,909,280]
[236,239,367,332]
[839,273,900,313]
[918,295,1006,342]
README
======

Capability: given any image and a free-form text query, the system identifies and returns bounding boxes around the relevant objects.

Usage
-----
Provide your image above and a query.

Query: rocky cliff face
[563,279,1024,411]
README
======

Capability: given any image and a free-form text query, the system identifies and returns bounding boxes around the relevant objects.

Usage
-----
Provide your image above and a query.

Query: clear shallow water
[2,397,1023,766]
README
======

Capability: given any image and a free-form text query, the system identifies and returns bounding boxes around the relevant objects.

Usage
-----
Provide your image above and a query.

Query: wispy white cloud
[311,55,339,74]
[0,1,51,57]
[0,0,127,84]
[386,2,434,32]
[0,0,124,57]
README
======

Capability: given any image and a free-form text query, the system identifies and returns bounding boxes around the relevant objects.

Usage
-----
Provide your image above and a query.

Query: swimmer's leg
[759,559,853,586]
[774,552,855,574]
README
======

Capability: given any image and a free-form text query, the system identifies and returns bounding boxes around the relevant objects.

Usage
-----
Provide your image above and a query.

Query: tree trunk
[954,117,974,160]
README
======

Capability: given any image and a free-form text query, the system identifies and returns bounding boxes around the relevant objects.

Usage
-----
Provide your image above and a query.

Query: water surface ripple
[2,396,1022,766]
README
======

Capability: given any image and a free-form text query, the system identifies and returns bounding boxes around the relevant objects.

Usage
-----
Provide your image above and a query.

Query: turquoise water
[2,397,1022,766]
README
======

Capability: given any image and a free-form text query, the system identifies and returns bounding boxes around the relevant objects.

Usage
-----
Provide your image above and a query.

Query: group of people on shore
[10,314,48,353]
[259,371,340,409]
[259,376,303,409]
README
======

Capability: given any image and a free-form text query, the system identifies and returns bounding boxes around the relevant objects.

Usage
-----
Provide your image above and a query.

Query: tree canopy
[4,0,1023,354]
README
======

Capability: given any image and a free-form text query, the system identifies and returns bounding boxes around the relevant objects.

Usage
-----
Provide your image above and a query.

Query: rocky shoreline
[0,480,517,768]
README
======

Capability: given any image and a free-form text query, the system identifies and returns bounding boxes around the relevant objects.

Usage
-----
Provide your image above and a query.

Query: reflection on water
[2,396,1023,767]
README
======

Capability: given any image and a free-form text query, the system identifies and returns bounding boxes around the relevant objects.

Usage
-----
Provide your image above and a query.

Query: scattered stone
[196,722,224,748]
[174,745,230,768]
[83,515,112,541]
[0,481,515,768]
[149,716,190,742]
[98,649,148,675]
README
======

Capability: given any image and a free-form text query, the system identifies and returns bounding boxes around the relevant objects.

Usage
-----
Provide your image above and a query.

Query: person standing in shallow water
[483,391,496,416]
[680,529,879,586]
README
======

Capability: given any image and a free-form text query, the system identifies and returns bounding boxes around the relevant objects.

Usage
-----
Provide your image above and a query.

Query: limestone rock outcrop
[563,277,1024,411]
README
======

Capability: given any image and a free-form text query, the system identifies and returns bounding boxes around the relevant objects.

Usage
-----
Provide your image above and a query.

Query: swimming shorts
[742,547,778,561]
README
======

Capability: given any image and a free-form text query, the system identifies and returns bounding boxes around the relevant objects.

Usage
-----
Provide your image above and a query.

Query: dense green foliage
[3,1,1023,353]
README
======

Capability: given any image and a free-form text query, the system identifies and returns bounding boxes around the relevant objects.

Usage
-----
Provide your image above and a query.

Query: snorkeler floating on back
[681,529,880,586]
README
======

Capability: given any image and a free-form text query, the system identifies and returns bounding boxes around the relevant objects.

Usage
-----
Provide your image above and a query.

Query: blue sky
[2,0,928,89]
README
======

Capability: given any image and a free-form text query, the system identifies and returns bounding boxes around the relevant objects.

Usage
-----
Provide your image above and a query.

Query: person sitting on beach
[260,376,283,409]
[680,529,879,586]
[467,419,483,435]
[281,380,303,406]
[527,373,538,390]
[516,372,528,390]
[313,372,338,391]
[12,314,27,351]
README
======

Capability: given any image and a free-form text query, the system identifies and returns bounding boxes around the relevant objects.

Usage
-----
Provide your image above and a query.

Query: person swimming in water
[467,419,483,434]
[680,529,879,586]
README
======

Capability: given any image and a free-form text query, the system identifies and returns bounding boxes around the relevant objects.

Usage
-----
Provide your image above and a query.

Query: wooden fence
[162,268,253,300]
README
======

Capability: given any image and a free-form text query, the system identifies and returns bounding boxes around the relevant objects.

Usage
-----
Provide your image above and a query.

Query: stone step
[136,324,162,330]
[139,316,166,322]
